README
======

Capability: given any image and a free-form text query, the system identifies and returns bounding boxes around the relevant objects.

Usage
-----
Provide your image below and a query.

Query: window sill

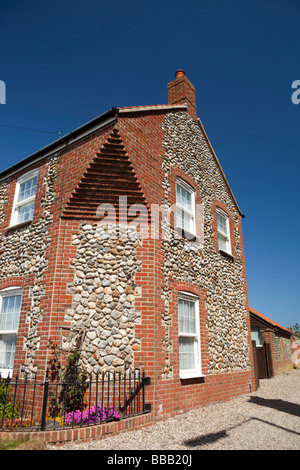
[5,219,32,234]
[0,369,13,378]
[180,372,205,380]
[219,249,234,261]
[175,227,198,242]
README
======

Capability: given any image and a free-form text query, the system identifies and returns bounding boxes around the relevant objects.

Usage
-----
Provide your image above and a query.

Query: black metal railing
[0,369,151,431]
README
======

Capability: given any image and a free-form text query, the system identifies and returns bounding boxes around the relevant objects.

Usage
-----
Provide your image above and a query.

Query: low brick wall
[0,412,154,446]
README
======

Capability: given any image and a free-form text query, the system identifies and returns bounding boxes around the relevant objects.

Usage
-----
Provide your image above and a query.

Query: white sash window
[176,179,196,236]
[10,169,39,226]
[217,208,231,254]
[0,287,22,377]
[178,292,202,378]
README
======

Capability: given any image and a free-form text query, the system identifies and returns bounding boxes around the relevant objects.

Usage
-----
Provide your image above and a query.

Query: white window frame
[10,168,39,227]
[0,287,23,378]
[176,178,196,236]
[216,208,231,254]
[251,326,263,347]
[178,291,202,379]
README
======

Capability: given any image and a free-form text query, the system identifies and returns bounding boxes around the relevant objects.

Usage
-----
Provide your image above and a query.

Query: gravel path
[49,369,300,450]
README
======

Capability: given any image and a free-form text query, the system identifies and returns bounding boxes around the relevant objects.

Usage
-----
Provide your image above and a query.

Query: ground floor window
[0,287,22,377]
[251,326,262,346]
[178,291,202,378]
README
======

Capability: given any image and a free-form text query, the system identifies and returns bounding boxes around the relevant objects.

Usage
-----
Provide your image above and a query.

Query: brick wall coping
[0,413,154,446]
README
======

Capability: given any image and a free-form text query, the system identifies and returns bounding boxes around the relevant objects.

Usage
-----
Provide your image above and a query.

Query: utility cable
[0,123,62,136]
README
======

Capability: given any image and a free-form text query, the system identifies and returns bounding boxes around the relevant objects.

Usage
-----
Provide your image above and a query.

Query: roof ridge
[118,104,187,113]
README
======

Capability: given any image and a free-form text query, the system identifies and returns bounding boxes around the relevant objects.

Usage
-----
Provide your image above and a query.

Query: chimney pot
[175,69,185,78]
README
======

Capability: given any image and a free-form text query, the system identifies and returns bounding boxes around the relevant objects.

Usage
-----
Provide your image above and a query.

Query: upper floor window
[217,208,231,254]
[176,179,195,236]
[10,169,38,226]
[178,291,201,378]
[0,287,22,377]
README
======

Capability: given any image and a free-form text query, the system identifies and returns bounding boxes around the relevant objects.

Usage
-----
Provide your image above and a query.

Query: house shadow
[184,416,300,448]
[248,396,300,417]
[184,430,228,447]
[183,394,300,448]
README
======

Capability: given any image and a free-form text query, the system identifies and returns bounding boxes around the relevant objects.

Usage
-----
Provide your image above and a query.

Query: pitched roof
[0,108,119,181]
[249,307,292,335]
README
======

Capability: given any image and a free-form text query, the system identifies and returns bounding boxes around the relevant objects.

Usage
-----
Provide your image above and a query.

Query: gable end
[62,128,149,221]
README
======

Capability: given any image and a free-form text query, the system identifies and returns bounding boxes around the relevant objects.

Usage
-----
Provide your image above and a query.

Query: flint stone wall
[283,337,292,360]
[162,112,250,376]
[66,223,142,374]
[0,182,8,224]
[0,155,58,375]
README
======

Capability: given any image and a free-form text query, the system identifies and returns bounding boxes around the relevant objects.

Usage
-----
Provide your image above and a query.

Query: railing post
[142,371,151,413]
[40,370,49,431]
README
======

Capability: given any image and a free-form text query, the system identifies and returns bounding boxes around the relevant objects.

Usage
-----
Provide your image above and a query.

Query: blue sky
[0,0,299,329]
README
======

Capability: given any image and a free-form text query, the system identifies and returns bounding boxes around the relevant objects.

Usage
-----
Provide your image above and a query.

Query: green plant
[289,323,300,338]
[47,338,89,418]
[0,380,20,420]
[47,339,61,382]
[0,437,46,450]
[60,347,89,413]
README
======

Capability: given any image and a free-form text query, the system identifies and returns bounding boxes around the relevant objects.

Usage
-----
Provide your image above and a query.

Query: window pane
[0,295,22,331]
[17,201,35,223]
[0,333,17,369]
[176,183,192,211]
[179,299,196,334]
[176,207,193,232]
[251,327,262,346]
[184,211,192,232]
[176,207,183,229]
[18,176,37,202]
[218,233,228,252]
[179,336,195,370]
[217,212,228,235]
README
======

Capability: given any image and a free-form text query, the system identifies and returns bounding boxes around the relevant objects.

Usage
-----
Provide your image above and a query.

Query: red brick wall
[263,329,294,375]
[167,72,197,120]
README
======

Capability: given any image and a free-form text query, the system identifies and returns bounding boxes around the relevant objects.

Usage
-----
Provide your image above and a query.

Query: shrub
[0,381,21,421]
[47,340,89,418]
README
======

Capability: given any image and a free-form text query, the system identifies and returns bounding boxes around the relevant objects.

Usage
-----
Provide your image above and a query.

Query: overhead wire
[0,123,62,136]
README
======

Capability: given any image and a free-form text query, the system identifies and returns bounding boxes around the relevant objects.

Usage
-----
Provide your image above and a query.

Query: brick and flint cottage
[0,70,263,419]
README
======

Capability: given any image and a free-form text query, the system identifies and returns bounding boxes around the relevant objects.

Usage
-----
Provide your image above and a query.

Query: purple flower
[64,405,120,425]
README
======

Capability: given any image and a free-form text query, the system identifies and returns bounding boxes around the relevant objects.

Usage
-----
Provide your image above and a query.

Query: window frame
[10,168,39,227]
[0,286,23,377]
[251,326,263,347]
[176,178,196,237]
[178,291,202,379]
[216,207,231,255]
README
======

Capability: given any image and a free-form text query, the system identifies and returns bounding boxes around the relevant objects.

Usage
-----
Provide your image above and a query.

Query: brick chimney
[167,70,197,120]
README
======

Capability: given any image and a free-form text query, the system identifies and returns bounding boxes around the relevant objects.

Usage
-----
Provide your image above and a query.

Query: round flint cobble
[67,224,142,374]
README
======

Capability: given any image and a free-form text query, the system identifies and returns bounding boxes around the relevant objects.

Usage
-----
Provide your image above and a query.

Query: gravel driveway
[49,369,300,450]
